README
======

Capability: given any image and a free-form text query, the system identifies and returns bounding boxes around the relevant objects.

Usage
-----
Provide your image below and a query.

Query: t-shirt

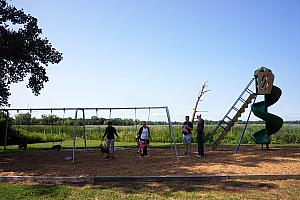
[197,119,205,134]
[138,126,150,140]
[182,121,193,135]
[104,126,118,139]
[141,127,149,140]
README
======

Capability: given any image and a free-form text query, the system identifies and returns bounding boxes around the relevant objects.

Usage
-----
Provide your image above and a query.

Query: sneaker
[196,155,204,158]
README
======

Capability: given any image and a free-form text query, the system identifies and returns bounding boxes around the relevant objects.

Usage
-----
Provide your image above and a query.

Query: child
[137,121,151,157]
[103,121,119,159]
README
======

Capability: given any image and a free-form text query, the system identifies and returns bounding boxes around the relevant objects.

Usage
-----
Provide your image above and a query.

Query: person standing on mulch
[137,121,151,157]
[103,121,119,159]
[182,116,193,156]
[196,114,205,158]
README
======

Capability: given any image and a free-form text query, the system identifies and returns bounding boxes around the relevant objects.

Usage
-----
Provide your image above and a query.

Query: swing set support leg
[166,106,179,162]
[4,110,9,153]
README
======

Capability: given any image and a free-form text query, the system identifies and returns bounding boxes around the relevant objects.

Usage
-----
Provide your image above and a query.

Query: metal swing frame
[1,106,179,162]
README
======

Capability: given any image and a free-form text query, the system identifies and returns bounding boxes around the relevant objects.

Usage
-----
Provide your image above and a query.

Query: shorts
[106,139,115,152]
[183,134,192,144]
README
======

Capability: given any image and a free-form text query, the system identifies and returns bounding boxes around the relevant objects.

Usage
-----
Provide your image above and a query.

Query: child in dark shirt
[103,121,119,159]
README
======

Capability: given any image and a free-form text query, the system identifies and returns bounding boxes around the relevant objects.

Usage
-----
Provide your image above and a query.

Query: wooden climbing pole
[191,82,210,123]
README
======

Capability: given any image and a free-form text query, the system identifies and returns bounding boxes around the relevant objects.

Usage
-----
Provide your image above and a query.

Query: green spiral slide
[251,85,283,144]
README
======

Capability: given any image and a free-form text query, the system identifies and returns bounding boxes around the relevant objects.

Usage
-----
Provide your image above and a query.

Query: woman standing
[137,121,151,157]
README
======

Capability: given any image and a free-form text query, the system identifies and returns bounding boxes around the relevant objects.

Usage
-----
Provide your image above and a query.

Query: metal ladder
[210,78,256,146]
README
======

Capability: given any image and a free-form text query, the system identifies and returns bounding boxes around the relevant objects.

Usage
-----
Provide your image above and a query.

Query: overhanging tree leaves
[0,0,63,106]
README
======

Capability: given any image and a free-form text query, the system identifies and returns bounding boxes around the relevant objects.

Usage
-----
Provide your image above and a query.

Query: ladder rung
[225,116,232,121]
[219,124,227,130]
[232,107,239,112]
[239,98,246,103]
[246,88,253,94]
[222,120,231,126]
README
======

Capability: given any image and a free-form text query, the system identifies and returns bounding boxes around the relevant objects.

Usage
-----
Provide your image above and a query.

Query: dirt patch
[0,146,300,177]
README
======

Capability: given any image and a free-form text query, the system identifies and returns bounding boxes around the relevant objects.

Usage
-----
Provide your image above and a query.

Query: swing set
[1,106,179,163]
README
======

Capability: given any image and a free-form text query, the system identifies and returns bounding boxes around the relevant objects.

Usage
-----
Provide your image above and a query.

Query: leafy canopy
[0,0,63,106]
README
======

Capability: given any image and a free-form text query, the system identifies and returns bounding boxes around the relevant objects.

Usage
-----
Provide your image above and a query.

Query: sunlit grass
[1,180,300,200]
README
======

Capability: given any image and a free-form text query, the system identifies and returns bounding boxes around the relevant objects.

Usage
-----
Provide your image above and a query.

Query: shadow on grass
[0,180,286,200]
[24,184,70,197]
[90,179,278,194]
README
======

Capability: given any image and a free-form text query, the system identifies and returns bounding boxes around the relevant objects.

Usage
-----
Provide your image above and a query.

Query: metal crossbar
[0,106,167,111]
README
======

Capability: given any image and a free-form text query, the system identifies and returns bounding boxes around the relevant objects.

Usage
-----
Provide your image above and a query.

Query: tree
[0,0,63,106]
[15,112,31,125]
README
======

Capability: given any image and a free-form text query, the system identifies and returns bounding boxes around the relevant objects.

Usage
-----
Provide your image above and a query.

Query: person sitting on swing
[137,121,151,157]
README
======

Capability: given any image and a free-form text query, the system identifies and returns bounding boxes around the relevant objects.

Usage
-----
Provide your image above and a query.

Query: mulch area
[0,146,300,177]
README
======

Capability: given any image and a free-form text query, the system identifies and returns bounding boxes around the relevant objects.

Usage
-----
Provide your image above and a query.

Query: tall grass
[11,124,300,144]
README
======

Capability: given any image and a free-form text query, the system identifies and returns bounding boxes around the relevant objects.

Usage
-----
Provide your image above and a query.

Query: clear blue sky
[8,0,300,121]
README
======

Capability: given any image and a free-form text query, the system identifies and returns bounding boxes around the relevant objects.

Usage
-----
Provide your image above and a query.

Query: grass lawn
[1,180,300,200]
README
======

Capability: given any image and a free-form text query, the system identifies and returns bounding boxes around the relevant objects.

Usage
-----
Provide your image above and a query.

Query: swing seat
[99,143,109,154]
[18,142,27,150]
[52,144,61,151]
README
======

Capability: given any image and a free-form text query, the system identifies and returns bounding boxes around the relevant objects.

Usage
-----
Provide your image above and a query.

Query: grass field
[2,138,300,155]
[1,180,300,200]
[6,124,300,146]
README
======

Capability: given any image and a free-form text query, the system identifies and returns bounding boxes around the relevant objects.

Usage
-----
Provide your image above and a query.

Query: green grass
[1,180,300,200]
[4,124,300,148]
[2,138,299,155]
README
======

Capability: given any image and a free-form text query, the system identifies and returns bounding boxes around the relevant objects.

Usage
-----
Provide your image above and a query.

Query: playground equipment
[251,68,283,147]
[1,106,179,162]
[210,67,283,152]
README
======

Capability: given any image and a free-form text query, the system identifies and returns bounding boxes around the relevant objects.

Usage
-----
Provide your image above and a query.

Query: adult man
[196,114,205,157]
[182,116,193,156]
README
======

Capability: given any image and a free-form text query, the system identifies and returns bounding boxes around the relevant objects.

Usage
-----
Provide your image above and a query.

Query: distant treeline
[3,113,168,126]
[1,112,299,126]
